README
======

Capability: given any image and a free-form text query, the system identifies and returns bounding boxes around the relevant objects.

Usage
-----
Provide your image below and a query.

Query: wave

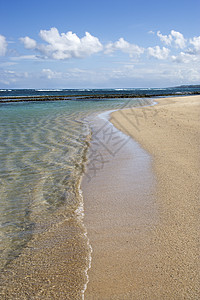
[0,89,12,92]
[35,89,64,92]
[114,88,132,91]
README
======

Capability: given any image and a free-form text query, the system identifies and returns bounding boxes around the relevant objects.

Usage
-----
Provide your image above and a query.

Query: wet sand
[82,96,200,299]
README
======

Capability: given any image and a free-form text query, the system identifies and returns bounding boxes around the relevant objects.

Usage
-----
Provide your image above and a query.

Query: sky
[0,0,200,89]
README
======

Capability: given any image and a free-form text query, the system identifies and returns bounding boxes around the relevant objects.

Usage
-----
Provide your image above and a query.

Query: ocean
[0,87,199,298]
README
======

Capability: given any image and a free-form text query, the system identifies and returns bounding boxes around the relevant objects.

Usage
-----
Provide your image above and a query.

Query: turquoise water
[0,97,153,297]
[1,88,200,298]
[0,100,89,270]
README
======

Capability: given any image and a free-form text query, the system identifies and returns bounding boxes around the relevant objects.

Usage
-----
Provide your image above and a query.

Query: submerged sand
[82,95,200,299]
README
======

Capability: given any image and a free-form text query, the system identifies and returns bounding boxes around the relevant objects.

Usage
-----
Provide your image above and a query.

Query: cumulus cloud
[0,35,7,56]
[105,37,144,58]
[157,31,172,46]
[189,36,200,52]
[171,30,186,49]
[171,52,199,63]
[19,36,37,49]
[20,28,145,60]
[148,46,170,60]
[157,30,186,49]
[15,27,200,70]
[20,27,103,59]
[170,35,200,63]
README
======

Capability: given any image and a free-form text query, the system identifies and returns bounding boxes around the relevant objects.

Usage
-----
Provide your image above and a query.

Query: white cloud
[0,35,7,56]
[148,46,170,60]
[105,37,144,58]
[170,35,200,63]
[4,27,200,87]
[11,55,39,61]
[157,31,172,46]
[20,27,103,59]
[42,68,62,79]
[148,31,155,35]
[0,69,29,85]
[20,36,37,49]
[189,36,200,52]
[157,30,186,49]
[40,68,99,86]
[171,52,199,63]
[171,30,186,49]
[21,28,145,60]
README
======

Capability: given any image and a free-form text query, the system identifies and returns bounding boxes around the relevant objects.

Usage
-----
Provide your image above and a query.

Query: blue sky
[0,0,200,88]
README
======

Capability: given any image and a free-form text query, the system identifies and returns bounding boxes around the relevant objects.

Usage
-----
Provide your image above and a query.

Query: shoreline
[0,97,152,299]
[82,107,158,299]
[82,95,200,299]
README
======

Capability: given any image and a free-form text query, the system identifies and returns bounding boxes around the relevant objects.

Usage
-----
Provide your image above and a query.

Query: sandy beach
[82,95,200,299]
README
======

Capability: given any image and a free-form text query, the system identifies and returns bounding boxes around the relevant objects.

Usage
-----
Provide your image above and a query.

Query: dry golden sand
[82,95,200,299]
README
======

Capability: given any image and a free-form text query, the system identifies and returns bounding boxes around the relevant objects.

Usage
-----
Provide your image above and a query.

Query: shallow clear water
[0,97,152,275]
[0,95,165,300]
[0,101,88,269]
[1,88,200,298]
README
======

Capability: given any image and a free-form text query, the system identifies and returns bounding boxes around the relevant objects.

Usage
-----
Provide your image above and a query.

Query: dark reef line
[1,91,200,103]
